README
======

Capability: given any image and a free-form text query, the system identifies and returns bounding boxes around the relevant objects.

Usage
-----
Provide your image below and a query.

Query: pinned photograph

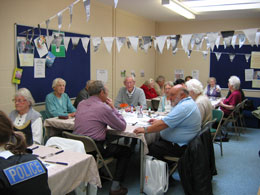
[51,31,65,57]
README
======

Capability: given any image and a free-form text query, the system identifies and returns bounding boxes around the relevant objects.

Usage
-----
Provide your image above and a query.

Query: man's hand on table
[134,127,145,134]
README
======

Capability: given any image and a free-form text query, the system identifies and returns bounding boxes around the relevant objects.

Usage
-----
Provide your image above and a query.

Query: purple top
[74,96,126,141]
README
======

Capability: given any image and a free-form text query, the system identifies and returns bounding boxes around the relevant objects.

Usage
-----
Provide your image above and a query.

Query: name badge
[3,160,46,185]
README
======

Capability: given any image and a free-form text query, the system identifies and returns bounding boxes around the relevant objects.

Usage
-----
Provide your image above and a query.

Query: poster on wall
[17,37,34,67]
[192,70,199,80]
[51,31,66,57]
[12,67,23,84]
[34,58,46,78]
[34,35,48,58]
[250,52,260,69]
[97,69,108,83]
[174,69,184,81]
[245,69,254,81]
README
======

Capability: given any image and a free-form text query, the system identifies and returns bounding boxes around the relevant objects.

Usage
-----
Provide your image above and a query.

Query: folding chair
[202,118,217,130]
[211,109,224,156]
[40,110,48,144]
[238,98,248,132]
[62,131,114,181]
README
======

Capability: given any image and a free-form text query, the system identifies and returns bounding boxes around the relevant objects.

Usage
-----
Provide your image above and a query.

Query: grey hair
[88,80,106,96]
[156,75,165,82]
[52,78,66,89]
[208,77,216,83]
[15,88,35,106]
[180,88,189,96]
[124,75,135,82]
[164,81,173,88]
[144,78,154,86]
[229,76,240,90]
[186,79,204,95]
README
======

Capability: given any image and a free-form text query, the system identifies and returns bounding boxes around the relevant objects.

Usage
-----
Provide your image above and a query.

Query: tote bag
[144,155,169,195]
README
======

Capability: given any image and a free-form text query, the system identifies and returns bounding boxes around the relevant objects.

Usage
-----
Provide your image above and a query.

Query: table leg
[140,140,144,194]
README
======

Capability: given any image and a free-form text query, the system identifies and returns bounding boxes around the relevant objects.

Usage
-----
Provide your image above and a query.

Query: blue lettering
[16,167,25,179]
[29,162,37,174]
[9,169,17,183]
[21,165,30,177]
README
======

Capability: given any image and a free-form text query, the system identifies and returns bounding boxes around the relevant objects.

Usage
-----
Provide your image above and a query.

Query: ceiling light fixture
[162,0,196,19]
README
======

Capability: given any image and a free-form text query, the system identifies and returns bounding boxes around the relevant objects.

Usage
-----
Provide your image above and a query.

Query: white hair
[186,79,204,95]
[156,75,165,82]
[144,78,154,86]
[229,76,240,90]
[15,88,35,106]
[164,81,173,88]
[124,75,135,82]
[52,78,66,89]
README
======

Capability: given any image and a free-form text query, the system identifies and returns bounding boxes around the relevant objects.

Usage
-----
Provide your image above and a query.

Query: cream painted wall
[155,18,260,98]
[0,0,156,114]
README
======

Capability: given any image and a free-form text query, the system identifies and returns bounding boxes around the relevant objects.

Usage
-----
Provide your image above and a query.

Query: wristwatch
[143,126,148,134]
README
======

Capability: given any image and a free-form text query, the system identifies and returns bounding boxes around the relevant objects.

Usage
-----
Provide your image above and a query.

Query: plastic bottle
[148,107,151,117]
[130,104,134,113]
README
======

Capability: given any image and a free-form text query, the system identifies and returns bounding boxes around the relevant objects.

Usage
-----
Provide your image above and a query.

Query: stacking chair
[40,110,48,144]
[62,131,114,181]
[238,99,248,132]
[222,102,243,140]
[202,118,217,130]
[210,109,224,156]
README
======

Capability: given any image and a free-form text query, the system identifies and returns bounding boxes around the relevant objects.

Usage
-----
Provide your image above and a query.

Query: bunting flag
[181,34,192,53]
[215,36,220,49]
[202,51,208,60]
[191,33,204,50]
[187,50,192,58]
[116,37,126,52]
[166,38,171,50]
[243,28,258,46]
[229,54,235,62]
[238,34,246,48]
[46,36,53,49]
[68,4,73,29]
[215,52,222,61]
[143,36,152,53]
[245,54,251,63]
[81,37,90,53]
[156,35,167,54]
[57,12,62,31]
[103,37,114,53]
[172,48,178,56]
[71,37,80,49]
[45,19,50,38]
[256,32,260,47]
[91,37,101,52]
[127,40,131,49]
[170,35,180,52]
[83,0,90,22]
[114,0,118,8]
[128,36,139,52]
[206,32,218,51]
[231,35,237,49]
[63,37,71,51]
[221,31,234,49]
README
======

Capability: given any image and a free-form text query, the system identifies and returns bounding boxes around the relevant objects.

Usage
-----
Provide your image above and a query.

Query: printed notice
[250,52,260,68]
[97,69,108,83]
[245,69,254,81]
[34,58,46,78]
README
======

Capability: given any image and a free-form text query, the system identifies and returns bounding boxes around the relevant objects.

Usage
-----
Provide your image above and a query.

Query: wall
[155,18,260,98]
[0,0,155,114]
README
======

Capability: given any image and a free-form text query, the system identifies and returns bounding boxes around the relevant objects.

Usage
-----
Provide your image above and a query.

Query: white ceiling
[96,0,260,22]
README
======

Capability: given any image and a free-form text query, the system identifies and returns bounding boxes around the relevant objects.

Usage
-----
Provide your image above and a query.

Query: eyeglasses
[12,99,27,103]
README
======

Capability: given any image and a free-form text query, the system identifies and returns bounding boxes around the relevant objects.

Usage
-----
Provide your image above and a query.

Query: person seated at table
[9,88,43,145]
[115,76,147,111]
[140,78,158,99]
[74,80,131,195]
[186,79,212,127]
[157,81,173,112]
[185,76,193,82]
[154,75,165,96]
[226,87,245,101]
[0,110,51,195]
[219,75,242,117]
[73,80,94,108]
[45,78,76,118]
[134,85,201,161]
[204,77,221,98]
[174,78,185,86]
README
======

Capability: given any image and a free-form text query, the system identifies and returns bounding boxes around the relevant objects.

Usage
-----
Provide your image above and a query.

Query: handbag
[144,155,169,195]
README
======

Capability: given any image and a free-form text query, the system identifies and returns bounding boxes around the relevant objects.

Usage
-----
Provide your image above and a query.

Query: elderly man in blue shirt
[134,84,201,160]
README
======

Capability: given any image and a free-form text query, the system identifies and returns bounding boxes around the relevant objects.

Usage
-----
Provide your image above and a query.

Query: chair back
[212,109,224,123]
[201,118,217,131]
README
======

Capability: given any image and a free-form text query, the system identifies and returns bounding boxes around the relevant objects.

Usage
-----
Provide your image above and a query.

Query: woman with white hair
[219,75,242,116]
[186,79,212,127]
[45,78,76,118]
[9,88,43,145]
[204,77,221,98]
[157,81,173,112]
[140,78,158,99]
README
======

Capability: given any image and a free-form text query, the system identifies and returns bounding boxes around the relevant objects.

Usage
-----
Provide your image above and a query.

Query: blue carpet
[97,128,260,195]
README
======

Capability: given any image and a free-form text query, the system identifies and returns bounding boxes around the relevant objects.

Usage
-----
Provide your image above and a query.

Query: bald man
[134,85,201,160]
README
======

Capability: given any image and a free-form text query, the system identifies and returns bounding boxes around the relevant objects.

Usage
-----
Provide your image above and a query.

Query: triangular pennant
[215,36,220,49]
[202,51,208,60]
[245,54,251,63]
[127,40,131,49]
[45,19,50,38]
[103,37,114,53]
[128,36,139,52]
[68,4,73,29]
[92,37,101,52]
[57,12,62,31]
[181,34,192,53]
[143,36,152,53]
[153,38,157,49]
[221,31,234,48]
[116,37,126,53]
[46,36,54,50]
[191,33,205,50]
[187,50,192,58]
[166,38,171,50]
[114,0,118,8]
[170,35,180,52]
[243,28,258,46]
[238,34,246,48]
[229,54,235,62]
[71,37,80,50]
[156,35,167,54]
[172,48,178,56]
[63,37,70,51]
[231,35,237,49]
[255,32,260,47]
[215,52,222,61]
[206,32,218,51]
[83,0,90,22]
[81,37,90,53]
